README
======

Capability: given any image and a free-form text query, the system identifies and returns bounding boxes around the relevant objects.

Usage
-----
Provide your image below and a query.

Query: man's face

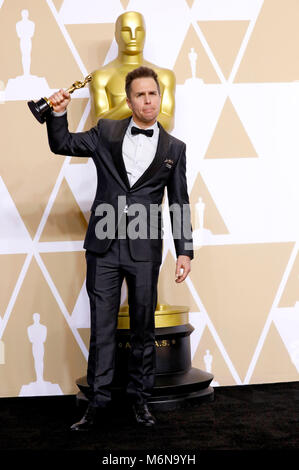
[116,12,145,54]
[126,77,161,128]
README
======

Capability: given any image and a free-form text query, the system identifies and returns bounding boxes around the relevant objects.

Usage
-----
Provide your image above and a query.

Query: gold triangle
[67,98,89,134]
[192,326,237,386]
[65,23,115,77]
[52,0,64,11]
[39,178,88,242]
[0,102,65,239]
[205,97,258,158]
[173,24,220,84]
[198,20,249,79]
[0,257,87,397]
[250,323,298,383]
[157,251,200,312]
[189,242,294,381]
[78,328,90,350]
[185,0,195,7]
[279,250,299,307]
[120,0,130,9]
[67,98,92,164]
[190,172,229,234]
[235,0,299,82]
[0,254,27,320]
[40,251,86,314]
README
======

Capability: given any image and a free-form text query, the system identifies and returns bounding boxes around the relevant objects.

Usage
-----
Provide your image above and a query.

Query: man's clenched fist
[49,88,71,113]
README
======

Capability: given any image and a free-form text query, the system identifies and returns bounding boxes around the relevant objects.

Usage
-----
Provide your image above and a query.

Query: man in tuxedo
[46,66,193,430]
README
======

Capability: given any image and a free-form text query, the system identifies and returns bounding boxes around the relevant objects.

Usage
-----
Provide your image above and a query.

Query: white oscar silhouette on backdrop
[192,196,212,248]
[19,313,62,396]
[17,9,35,76]
[204,349,219,386]
[188,47,197,79]
[185,47,203,88]
[5,10,50,100]
[196,196,205,229]
[28,312,47,383]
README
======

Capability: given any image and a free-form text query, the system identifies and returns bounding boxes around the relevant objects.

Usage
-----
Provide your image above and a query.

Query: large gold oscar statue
[89,11,175,131]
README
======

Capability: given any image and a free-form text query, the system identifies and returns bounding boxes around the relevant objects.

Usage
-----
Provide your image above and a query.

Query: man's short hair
[125,66,161,98]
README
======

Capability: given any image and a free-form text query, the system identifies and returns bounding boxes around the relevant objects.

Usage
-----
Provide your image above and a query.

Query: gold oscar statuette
[27,74,92,124]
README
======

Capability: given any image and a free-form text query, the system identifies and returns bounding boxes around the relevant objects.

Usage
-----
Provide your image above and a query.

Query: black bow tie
[131,126,154,137]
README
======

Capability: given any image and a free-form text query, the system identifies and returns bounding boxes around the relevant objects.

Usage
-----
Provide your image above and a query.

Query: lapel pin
[164,158,174,169]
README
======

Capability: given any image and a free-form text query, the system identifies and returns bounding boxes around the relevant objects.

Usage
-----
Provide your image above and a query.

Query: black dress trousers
[85,232,161,408]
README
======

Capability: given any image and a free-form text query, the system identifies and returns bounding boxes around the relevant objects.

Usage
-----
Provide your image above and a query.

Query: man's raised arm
[46,89,100,158]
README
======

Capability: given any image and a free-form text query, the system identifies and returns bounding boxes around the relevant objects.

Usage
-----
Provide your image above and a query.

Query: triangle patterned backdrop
[0,0,299,397]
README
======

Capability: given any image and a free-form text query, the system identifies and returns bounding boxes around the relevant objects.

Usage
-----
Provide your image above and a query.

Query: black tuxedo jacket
[46,114,193,263]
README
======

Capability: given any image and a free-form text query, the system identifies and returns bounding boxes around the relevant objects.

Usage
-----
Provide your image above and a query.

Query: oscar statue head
[115,11,146,55]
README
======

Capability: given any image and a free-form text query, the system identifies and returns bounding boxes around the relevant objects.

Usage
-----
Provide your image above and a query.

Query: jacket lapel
[130,122,170,191]
[110,117,131,189]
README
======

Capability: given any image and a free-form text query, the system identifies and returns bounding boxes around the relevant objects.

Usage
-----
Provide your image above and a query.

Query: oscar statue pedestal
[76,304,214,410]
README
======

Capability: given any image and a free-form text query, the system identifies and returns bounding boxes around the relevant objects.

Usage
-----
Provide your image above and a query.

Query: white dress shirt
[122,118,159,187]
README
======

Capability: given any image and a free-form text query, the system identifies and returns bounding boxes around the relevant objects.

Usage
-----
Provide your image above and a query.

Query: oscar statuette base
[27,98,51,123]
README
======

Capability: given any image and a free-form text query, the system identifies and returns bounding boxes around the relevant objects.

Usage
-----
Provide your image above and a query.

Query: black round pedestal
[27,98,51,123]
[76,322,214,410]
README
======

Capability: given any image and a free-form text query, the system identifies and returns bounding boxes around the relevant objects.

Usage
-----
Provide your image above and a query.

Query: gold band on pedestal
[43,97,52,107]
[117,303,189,329]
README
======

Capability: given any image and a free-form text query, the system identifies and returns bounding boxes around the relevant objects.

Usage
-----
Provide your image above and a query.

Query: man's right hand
[49,89,71,113]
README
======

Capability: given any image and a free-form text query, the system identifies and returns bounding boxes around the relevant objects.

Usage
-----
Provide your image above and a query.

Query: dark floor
[0,381,298,465]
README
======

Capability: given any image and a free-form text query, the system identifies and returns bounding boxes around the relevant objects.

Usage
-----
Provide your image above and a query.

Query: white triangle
[64,158,97,220]
[191,0,263,20]
[272,304,299,373]
[59,0,124,24]
[0,176,32,253]
[70,282,90,328]
[128,0,190,69]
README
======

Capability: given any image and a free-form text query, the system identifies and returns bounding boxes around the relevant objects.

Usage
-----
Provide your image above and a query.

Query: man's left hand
[175,255,191,283]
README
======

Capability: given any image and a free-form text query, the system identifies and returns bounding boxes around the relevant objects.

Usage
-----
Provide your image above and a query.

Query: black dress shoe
[132,403,156,427]
[70,404,98,431]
